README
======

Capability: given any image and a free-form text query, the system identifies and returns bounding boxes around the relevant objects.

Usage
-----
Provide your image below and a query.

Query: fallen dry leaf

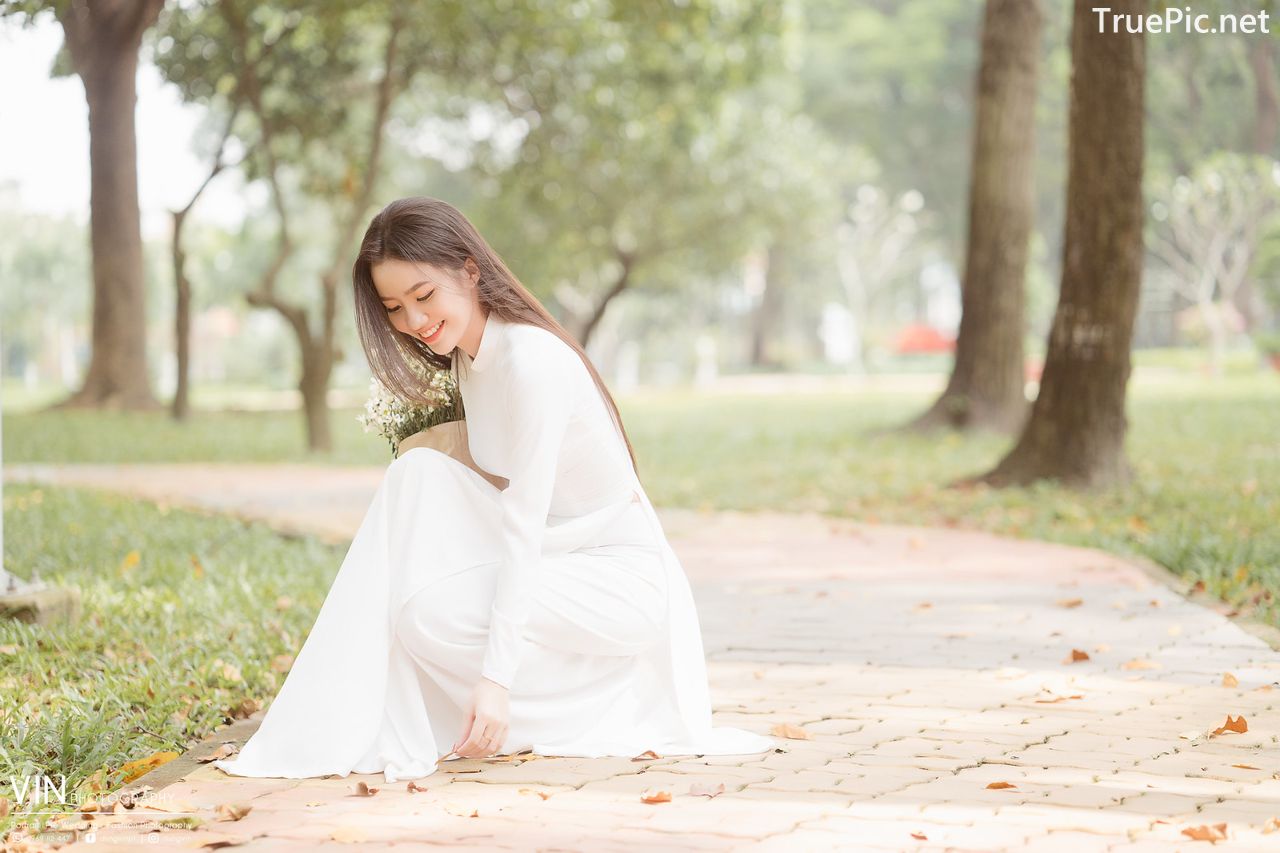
[986,781,1017,790]
[518,788,552,800]
[640,789,672,804]
[631,750,662,761]
[214,803,252,822]
[1230,763,1260,770]
[230,698,261,719]
[1180,822,1228,842]
[770,722,812,740]
[1222,672,1239,688]
[406,781,429,793]
[1211,714,1247,736]
[351,781,379,796]
[910,832,928,840]
[118,751,180,784]
[1056,597,1084,608]
[1063,649,1090,663]
[197,743,239,763]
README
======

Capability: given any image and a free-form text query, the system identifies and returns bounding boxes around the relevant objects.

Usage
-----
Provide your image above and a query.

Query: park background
[1,0,1278,842]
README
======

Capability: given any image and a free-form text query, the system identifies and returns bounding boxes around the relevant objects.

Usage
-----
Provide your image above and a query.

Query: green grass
[1,485,344,832]
[1,369,1277,831]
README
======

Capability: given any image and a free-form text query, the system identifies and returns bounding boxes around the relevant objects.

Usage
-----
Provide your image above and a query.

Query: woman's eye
[385,293,430,314]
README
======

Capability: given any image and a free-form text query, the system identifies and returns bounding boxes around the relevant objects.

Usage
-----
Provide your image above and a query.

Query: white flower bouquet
[356,363,463,459]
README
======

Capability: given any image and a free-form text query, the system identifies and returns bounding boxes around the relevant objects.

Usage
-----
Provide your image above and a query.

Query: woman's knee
[396,572,488,651]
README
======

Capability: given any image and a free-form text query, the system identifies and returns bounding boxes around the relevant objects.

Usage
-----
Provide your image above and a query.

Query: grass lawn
[1,485,343,832]
[1,366,1276,829]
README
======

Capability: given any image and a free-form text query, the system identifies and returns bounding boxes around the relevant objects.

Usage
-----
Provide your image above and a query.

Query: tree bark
[578,248,635,347]
[50,0,165,411]
[973,0,1146,490]
[749,244,784,369]
[906,0,1042,434]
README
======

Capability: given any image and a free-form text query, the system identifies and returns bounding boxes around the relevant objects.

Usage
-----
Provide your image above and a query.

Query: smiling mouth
[420,319,444,342]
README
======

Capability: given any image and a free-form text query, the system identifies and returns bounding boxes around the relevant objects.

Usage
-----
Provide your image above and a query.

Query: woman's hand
[451,677,510,758]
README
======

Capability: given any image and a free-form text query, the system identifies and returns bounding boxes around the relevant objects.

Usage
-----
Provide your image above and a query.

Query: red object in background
[894,324,955,354]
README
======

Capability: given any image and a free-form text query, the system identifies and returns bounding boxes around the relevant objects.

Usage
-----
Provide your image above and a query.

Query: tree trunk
[578,249,635,347]
[906,0,1042,435]
[974,0,1146,490]
[300,345,334,454]
[171,208,192,421]
[50,0,165,412]
[749,244,784,369]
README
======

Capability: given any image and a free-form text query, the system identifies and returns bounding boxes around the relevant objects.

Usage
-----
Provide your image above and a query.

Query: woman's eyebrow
[380,280,432,301]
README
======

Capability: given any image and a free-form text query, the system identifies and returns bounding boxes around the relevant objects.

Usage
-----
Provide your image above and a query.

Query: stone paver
[6,462,1280,852]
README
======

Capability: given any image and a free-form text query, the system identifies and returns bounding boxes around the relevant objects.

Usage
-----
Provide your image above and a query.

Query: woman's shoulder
[504,322,585,377]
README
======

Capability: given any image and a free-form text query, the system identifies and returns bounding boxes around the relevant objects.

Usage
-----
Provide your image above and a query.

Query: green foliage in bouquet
[356,358,464,459]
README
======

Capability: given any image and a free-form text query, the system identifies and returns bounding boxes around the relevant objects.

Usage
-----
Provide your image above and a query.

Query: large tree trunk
[171,208,192,421]
[906,0,1042,435]
[973,0,1146,490]
[749,244,785,369]
[50,0,165,411]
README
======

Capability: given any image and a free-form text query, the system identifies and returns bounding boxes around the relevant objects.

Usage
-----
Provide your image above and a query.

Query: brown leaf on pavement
[350,781,379,796]
[770,722,812,740]
[640,789,672,804]
[1180,822,1228,842]
[1222,672,1239,687]
[518,788,553,799]
[197,743,239,763]
[689,782,725,798]
[986,781,1017,789]
[1063,649,1090,663]
[214,803,252,822]
[1210,714,1247,736]
[631,750,662,761]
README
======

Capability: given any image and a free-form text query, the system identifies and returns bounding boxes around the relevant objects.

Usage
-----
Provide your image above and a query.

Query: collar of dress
[464,310,504,373]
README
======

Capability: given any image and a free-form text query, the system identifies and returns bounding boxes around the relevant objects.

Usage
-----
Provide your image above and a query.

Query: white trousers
[393,499,670,756]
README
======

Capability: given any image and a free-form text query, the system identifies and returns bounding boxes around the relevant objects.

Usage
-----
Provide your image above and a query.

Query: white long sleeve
[479,349,578,688]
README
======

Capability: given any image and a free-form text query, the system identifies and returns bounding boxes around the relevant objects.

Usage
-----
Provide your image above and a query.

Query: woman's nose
[407,308,433,333]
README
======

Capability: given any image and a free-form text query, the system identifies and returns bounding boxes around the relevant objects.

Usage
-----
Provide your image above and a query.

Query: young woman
[214,197,774,783]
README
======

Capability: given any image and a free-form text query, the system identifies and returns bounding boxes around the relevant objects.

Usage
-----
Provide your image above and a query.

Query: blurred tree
[977,0,1147,489]
[1147,153,1280,375]
[452,0,805,348]
[2,0,166,410]
[156,0,415,451]
[170,106,244,422]
[906,0,1042,434]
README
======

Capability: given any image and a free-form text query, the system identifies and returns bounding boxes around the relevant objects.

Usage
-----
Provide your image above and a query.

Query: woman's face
[371,257,483,357]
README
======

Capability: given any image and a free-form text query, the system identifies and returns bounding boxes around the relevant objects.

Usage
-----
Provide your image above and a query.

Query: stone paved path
[6,463,1280,851]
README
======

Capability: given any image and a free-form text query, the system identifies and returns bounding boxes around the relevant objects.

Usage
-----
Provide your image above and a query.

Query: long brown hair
[351,196,641,478]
